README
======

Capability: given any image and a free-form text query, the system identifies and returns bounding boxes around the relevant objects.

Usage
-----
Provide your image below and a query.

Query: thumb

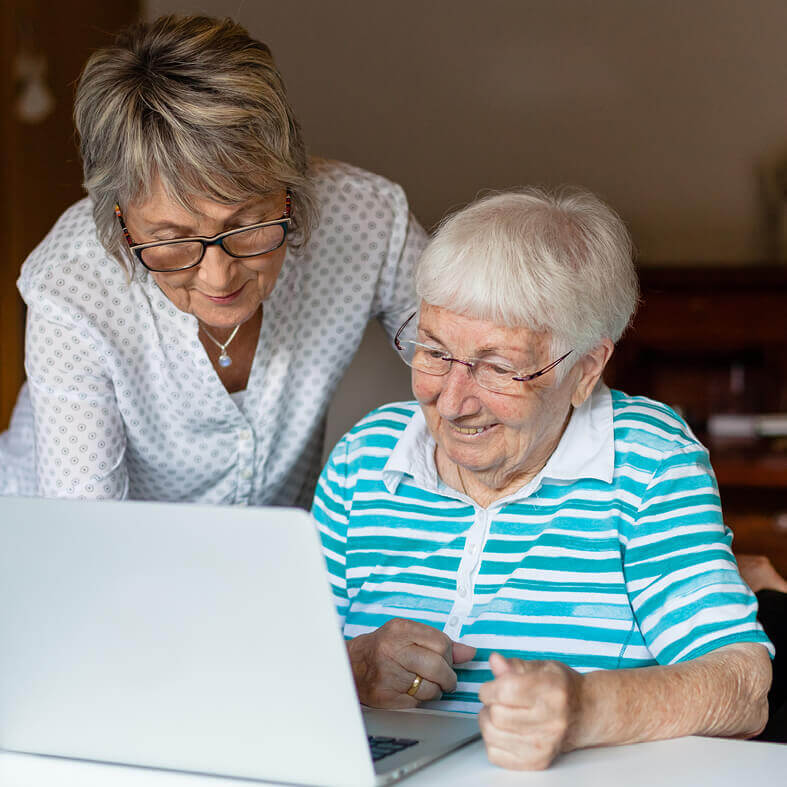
[489,652,511,677]
[451,641,476,664]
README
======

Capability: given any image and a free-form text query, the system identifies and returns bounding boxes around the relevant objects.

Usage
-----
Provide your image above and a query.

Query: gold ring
[406,674,423,697]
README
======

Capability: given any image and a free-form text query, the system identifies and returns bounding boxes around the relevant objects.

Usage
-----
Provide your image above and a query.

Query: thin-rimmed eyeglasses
[393,312,573,395]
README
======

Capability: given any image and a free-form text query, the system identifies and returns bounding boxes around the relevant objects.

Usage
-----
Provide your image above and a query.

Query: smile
[448,423,493,436]
[203,283,246,303]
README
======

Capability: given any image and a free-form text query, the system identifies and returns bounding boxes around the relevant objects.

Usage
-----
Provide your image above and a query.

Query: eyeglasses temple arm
[512,349,573,382]
[394,311,417,351]
[114,203,135,248]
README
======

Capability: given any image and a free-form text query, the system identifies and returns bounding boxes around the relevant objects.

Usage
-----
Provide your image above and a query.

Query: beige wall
[145,0,787,451]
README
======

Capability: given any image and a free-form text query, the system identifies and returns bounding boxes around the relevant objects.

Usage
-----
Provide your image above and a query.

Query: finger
[452,641,476,664]
[489,652,510,677]
[489,653,543,681]
[480,708,560,771]
[406,673,442,702]
[397,644,458,693]
[384,618,454,662]
[479,708,532,769]
[479,705,535,742]
[485,743,553,772]
[485,743,528,771]
[486,700,551,732]
[492,654,546,676]
[479,671,539,707]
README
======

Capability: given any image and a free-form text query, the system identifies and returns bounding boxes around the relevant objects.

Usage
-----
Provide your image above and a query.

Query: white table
[1,736,785,787]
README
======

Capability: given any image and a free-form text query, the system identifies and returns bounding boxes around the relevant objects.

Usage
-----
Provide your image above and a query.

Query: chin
[440,442,491,472]
[196,300,260,329]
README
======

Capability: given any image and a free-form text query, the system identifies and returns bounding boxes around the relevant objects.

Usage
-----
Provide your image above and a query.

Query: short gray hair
[415,187,639,364]
[74,15,317,272]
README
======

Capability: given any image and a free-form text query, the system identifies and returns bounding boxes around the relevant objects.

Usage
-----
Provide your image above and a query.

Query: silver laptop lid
[0,497,376,787]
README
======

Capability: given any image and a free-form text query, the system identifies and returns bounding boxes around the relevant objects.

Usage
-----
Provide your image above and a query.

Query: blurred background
[1,1,786,567]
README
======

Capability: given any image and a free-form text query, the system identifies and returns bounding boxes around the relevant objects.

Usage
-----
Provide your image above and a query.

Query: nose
[436,361,482,420]
[195,244,235,291]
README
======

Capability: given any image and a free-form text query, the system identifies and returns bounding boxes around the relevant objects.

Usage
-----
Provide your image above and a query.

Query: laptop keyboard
[367,735,420,762]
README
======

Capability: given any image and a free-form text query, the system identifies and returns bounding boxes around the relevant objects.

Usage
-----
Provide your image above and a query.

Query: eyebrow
[139,198,279,235]
[419,327,529,361]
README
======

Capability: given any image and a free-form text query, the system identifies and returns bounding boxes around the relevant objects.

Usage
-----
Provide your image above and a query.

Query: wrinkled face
[122,180,288,331]
[412,303,581,491]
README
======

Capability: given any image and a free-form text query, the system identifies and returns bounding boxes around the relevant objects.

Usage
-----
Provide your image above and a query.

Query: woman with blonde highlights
[0,15,425,504]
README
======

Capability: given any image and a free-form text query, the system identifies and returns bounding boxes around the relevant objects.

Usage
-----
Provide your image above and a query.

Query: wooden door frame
[0,3,140,431]
[0,5,24,430]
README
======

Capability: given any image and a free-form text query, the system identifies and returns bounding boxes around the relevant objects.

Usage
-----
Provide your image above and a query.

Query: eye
[232,217,265,230]
[418,344,447,359]
[487,362,516,376]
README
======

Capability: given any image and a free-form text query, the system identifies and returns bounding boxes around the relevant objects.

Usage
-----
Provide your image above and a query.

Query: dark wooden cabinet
[0,3,140,430]
[606,265,787,573]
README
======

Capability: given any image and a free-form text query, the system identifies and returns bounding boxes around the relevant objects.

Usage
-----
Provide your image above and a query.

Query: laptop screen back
[0,497,376,786]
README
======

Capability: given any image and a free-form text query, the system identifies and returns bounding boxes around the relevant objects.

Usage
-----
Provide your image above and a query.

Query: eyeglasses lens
[223,224,285,257]
[140,224,286,271]
[141,242,204,271]
[407,343,450,375]
[401,341,517,394]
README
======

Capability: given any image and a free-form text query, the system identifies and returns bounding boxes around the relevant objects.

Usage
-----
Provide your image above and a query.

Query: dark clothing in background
[755,590,787,743]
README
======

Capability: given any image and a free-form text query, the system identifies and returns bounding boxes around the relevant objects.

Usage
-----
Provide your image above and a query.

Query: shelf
[711,452,787,488]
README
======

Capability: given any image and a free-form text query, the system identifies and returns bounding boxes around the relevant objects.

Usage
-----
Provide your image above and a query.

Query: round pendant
[218,353,232,368]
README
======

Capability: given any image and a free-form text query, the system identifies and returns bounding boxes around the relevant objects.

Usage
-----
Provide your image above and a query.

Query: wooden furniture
[0,2,139,431]
[606,265,787,574]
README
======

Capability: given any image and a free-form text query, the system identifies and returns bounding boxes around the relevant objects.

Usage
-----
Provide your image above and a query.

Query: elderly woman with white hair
[312,187,774,769]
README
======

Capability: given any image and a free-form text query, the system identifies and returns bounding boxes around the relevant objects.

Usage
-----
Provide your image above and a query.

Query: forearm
[567,643,771,751]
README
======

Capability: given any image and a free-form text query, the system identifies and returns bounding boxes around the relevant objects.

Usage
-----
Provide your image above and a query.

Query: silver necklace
[200,323,240,368]
[457,465,470,497]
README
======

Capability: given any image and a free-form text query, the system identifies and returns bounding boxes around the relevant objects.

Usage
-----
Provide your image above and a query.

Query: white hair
[415,187,639,372]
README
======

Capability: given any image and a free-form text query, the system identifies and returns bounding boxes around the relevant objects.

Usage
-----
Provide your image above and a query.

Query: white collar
[382,382,615,500]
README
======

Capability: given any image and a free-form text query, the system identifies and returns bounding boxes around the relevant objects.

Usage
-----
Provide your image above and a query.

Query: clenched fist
[479,653,583,770]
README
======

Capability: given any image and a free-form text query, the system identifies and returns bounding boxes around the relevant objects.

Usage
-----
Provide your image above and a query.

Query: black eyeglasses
[113,192,292,273]
[394,312,573,395]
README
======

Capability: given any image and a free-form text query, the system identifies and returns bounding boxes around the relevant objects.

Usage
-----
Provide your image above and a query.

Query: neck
[202,323,238,344]
[200,305,263,344]
[437,408,574,508]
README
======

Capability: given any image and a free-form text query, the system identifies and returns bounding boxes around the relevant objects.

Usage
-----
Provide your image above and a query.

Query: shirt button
[449,616,459,626]
[239,429,251,441]
[241,467,252,480]
[458,586,467,598]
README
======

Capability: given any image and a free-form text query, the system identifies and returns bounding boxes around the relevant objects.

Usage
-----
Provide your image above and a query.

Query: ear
[570,338,614,408]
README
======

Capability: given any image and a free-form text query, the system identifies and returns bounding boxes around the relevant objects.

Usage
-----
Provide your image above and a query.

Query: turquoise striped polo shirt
[312,384,773,713]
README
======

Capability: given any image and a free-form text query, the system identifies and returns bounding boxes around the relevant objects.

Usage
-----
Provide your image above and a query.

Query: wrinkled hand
[478,653,582,770]
[736,553,787,593]
[347,618,476,708]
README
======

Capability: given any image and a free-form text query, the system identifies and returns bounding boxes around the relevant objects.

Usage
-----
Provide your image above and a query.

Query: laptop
[0,496,479,786]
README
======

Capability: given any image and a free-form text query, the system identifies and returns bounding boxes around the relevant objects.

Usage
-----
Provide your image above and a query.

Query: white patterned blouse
[4,160,425,505]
